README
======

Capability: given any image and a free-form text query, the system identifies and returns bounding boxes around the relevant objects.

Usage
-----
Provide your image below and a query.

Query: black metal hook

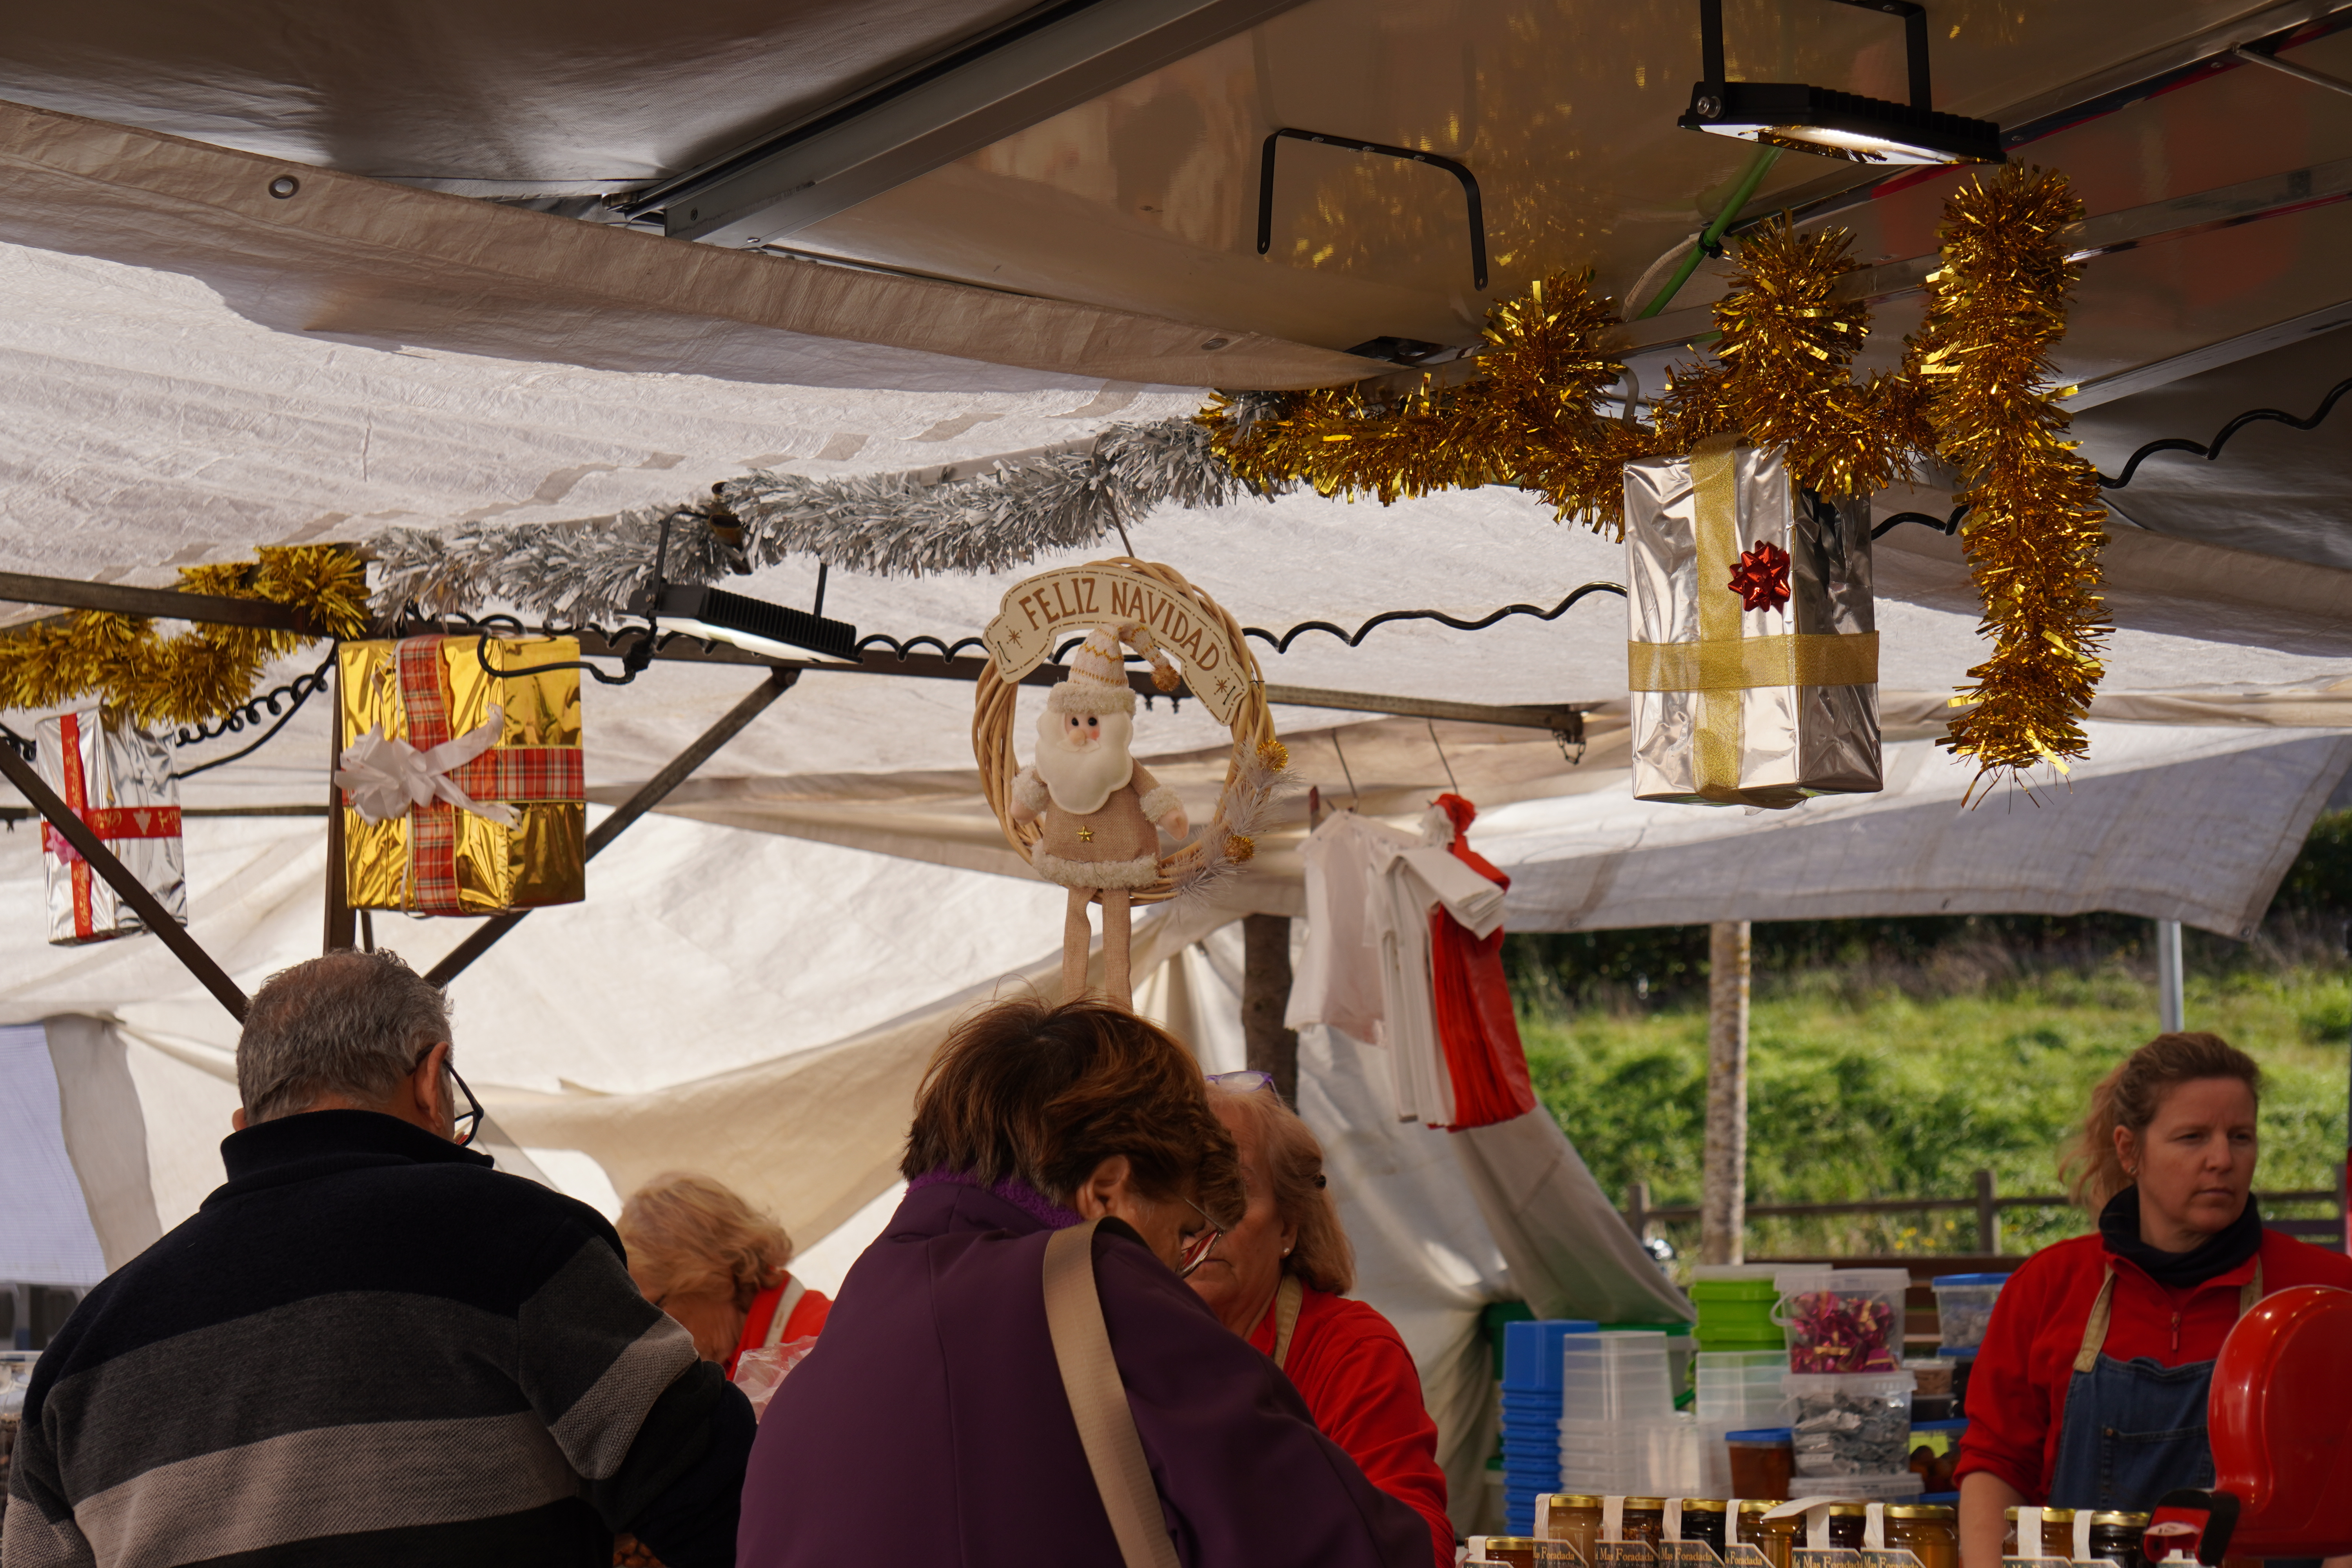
[1257,128,1488,290]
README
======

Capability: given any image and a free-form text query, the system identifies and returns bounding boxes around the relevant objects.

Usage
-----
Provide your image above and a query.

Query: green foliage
[1520,964,2350,1262]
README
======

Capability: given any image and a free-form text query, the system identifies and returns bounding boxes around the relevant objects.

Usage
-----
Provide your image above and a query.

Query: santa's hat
[1046,626,1136,715]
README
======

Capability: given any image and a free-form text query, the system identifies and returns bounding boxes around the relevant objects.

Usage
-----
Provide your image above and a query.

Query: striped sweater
[1,1110,753,1568]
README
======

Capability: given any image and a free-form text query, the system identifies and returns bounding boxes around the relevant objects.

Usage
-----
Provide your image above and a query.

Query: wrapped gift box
[337,635,584,915]
[1623,434,1882,808]
[37,706,187,945]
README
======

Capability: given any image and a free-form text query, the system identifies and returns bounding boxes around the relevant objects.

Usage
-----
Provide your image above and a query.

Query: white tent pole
[1700,920,1751,1266]
[2156,918,2185,1033]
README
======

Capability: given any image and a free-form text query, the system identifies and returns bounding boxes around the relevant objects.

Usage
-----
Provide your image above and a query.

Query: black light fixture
[1679,0,2004,166]
[628,581,859,662]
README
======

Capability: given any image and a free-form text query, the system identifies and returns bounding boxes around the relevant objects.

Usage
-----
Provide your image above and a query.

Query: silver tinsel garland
[366,417,1267,621]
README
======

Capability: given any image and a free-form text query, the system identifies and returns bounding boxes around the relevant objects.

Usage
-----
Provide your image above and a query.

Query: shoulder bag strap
[1043,1221,1183,1568]
[1271,1274,1305,1371]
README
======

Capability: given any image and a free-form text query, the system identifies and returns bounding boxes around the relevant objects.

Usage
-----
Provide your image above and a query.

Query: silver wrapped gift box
[1623,434,1882,808]
[36,706,188,944]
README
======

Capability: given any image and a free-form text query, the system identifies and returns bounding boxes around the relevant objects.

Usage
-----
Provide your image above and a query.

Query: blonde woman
[1953,1033,2352,1567]
[619,1172,831,1374]
[1191,1072,1453,1568]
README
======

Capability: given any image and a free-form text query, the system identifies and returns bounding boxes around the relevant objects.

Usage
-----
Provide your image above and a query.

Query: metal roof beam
[644,0,1315,248]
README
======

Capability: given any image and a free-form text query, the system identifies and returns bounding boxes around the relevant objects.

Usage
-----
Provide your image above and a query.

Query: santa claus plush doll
[1010,624,1189,1005]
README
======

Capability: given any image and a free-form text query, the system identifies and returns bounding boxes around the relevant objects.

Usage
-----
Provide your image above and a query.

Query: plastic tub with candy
[1773,1267,1910,1372]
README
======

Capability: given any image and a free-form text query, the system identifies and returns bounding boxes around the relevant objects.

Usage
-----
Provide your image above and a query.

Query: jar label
[1600,1544,1661,1568]
[1663,1544,1724,1568]
[1862,1552,1928,1568]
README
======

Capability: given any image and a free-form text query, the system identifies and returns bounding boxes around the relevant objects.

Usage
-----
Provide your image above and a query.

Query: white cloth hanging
[1286,813,1506,1125]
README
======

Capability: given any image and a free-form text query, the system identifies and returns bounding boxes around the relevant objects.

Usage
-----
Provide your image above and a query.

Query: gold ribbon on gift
[1626,632,1879,691]
[1636,433,1879,802]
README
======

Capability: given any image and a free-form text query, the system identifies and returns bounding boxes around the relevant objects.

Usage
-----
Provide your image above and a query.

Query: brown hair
[1212,1081,1356,1295]
[2063,1032,2263,1212]
[901,996,1245,1228]
[618,1172,794,1311]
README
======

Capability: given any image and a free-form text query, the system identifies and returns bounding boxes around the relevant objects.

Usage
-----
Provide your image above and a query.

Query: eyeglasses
[1174,1196,1222,1279]
[1207,1069,1273,1093]
[417,1047,483,1147]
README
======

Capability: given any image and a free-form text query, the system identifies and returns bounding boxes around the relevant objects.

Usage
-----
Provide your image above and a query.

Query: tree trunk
[1241,913,1299,1105]
[1700,920,1751,1265]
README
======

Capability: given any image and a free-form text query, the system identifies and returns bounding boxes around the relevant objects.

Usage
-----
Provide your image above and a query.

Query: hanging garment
[1424,795,1536,1131]
[1287,811,1504,1125]
[1286,813,1412,1044]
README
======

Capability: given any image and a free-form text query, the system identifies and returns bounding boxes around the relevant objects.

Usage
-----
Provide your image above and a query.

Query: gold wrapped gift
[1622,433,1882,809]
[337,636,584,915]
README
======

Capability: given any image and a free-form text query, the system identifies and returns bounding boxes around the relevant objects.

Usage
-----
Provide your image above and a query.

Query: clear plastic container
[1930,1273,2009,1352]
[1784,1370,1915,1477]
[1825,1468,1927,1501]
[1726,1426,1794,1499]
[1774,1268,1910,1372]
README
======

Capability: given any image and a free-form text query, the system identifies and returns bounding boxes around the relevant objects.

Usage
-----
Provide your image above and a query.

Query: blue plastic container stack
[1498,1319,1596,1536]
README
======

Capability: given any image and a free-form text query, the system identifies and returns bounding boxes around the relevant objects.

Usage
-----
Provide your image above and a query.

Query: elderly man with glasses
[1,951,752,1568]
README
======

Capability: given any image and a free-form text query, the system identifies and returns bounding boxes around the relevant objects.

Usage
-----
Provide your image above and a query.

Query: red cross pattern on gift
[1726,538,1793,613]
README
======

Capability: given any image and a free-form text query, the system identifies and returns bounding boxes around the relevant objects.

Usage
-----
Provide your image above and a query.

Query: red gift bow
[1727,538,1793,613]
[42,711,182,939]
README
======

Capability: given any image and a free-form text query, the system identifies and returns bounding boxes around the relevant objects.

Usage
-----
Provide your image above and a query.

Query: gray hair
[237,951,453,1124]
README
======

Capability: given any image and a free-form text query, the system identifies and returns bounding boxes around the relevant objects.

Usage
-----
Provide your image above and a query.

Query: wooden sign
[982,562,1253,725]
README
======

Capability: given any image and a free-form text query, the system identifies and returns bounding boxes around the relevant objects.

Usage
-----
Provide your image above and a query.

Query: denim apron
[2046,1258,2259,1508]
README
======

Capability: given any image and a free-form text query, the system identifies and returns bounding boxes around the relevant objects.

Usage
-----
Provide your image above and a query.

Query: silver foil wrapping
[1623,439,1881,808]
[36,707,188,945]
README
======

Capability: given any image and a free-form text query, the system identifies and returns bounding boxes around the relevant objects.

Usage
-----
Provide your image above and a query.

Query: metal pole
[2156,918,2185,1033]
[1700,920,1751,1264]
[1240,913,1299,1105]
[1628,1179,1652,1246]
[322,650,355,953]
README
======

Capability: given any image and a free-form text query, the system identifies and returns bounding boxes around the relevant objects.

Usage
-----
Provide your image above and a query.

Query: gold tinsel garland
[1201,272,1647,528]
[1199,176,2107,787]
[1911,165,2110,791]
[1653,218,1926,498]
[0,546,371,728]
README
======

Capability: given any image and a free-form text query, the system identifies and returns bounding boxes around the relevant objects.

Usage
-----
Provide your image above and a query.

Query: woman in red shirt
[1956,1033,2352,1567]
[618,1171,833,1374]
[1189,1073,1455,1568]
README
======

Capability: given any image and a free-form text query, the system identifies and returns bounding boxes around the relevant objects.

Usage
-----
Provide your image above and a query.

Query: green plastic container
[1689,1278,1779,1304]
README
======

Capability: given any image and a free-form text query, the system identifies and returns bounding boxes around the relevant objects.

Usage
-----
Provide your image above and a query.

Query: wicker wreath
[973,557,1279,905]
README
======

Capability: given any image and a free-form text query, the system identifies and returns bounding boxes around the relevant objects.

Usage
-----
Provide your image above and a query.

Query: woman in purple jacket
[737,996,1430,1568]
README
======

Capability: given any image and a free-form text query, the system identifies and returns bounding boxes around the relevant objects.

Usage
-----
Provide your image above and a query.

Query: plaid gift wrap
[338,635,584,915]
[36,706,188,944]
[1623,433,1882,808]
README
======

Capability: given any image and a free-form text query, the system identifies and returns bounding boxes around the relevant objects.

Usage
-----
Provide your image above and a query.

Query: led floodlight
[629,582,859,662]
[1679,0,2004,166]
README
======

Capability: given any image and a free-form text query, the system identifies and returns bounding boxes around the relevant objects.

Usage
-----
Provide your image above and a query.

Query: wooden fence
[1622,1168,2347,1254]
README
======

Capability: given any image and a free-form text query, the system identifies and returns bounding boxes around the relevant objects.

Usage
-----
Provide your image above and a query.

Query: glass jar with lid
[1540,1494,1606,1565]
[1621,1500,1668,1549]
[1885,1505,1956,1568]
[2085,1513,2151,1568]
[1676,1501,1729,1556]
[1749,1509,1803,1568]
[1826,1505,1868,1551]
[2005,1508,2077,1558]
[1481,1537,1541,1568]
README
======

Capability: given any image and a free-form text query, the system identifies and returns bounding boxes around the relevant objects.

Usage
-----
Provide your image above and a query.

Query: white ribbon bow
[334,706,518,828]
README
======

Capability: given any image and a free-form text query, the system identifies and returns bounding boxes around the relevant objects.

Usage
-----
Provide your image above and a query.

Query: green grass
[1519,962,2351,1263]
